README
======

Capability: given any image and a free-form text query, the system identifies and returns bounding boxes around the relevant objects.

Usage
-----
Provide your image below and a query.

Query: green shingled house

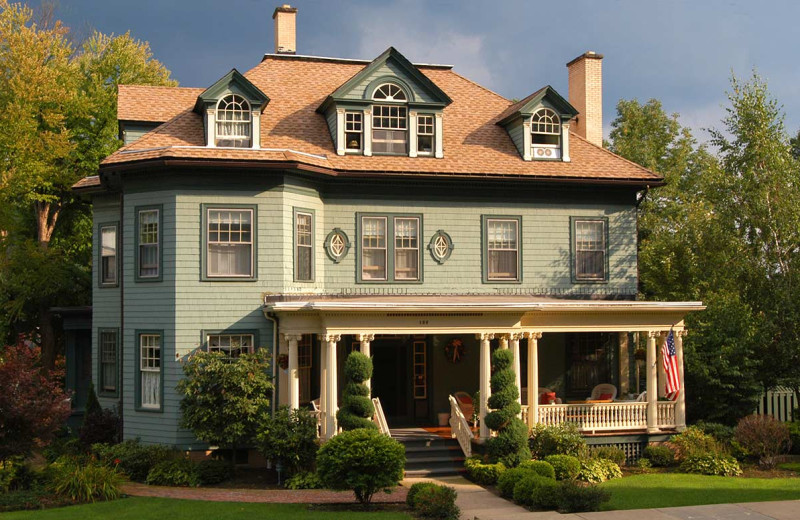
[73,5,703,463]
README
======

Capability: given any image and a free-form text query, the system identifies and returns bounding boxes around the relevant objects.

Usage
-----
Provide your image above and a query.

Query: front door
[371,336,413,426]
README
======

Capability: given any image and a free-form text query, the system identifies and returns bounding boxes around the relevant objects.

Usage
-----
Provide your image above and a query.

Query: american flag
[662,330,681,401]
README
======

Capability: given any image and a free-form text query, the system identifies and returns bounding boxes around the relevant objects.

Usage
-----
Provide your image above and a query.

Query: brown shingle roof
[118,85,204,123]
[102,55,660,183]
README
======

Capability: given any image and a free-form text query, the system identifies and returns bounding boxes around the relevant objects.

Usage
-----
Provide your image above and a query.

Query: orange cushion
[598,393,613,400]
[458,395,472,405]
[540,392,557,404]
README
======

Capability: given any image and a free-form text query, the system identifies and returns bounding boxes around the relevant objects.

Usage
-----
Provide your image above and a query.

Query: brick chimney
[273,4,297,54]
[567,51,603,147]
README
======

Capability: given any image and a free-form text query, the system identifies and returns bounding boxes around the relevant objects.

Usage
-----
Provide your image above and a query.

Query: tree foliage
[336,351,377,431]
[0,341,72,462]
[0,1,175,367]
[256,405,319,475]
[608,73,800,424]
[485,348,530,466]
[177,350,273,454]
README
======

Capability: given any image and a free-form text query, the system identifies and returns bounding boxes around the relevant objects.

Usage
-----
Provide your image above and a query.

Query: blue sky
[59,0,800,141]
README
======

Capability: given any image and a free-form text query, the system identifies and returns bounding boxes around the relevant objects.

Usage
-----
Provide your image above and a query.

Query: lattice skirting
[586,433,673,465]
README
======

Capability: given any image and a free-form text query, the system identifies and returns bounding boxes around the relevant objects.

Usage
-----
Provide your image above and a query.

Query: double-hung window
[372,83,408,155]
[394,217,419,280]
[416,114,434,156]
[295,211,313,281]
[573,218,607,281]
[207,333,254,360]
[99,330,118,395]
[139,333,161,410]
[100,224,117,286]
[206,208,254,278]
[345,112,363,152]
[485,217,520,281]
[137,209,160,280]
[361,216,387,280]
[360,215,421,282]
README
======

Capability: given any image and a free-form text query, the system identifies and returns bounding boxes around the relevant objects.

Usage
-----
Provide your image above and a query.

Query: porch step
[392,428,466,477]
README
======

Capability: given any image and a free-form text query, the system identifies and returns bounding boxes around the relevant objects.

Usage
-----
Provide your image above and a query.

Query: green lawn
[601,473,800,510]
[0,497,412,519]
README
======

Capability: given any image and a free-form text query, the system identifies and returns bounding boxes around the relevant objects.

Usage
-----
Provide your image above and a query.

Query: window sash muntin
[207,333,254,359]
[138,210,159,278]
[345,111,363,151]
[206,208,254,278]
[139,333,161,409]
[216,95,252,147]
[361,216,387,281]
[417,114,434,155]
[100,225,117,284]
[487,218,519,281]
[394,217,419,281]
[372,105,407,130]
[574,219,606,280]
[295,212,313,281]
[99,330,117,392]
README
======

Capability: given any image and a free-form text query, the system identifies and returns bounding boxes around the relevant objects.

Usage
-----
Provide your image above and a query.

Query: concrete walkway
[404,476,800,520]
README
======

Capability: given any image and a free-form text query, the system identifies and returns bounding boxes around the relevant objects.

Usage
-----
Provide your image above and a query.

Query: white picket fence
[757,387,797,422]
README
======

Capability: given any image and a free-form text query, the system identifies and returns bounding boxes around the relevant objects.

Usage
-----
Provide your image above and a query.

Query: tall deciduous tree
[0,1,175,367]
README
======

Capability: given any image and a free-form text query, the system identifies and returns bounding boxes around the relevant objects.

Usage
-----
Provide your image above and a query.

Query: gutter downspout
[118,190,124,423]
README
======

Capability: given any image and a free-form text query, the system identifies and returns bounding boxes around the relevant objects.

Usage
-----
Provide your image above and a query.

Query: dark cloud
[58,0,800,138]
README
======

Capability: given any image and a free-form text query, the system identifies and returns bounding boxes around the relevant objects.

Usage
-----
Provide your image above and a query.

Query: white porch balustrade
[521,401,676,433]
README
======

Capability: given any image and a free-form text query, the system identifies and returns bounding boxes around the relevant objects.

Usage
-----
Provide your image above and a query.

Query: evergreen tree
[336,351,377,431]
[485,348,530,466]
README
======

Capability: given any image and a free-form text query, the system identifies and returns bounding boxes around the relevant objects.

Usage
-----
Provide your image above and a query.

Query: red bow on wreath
[444,339,465,363]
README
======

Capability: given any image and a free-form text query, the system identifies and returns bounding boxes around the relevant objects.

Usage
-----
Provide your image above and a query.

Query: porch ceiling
[264,295,705,335]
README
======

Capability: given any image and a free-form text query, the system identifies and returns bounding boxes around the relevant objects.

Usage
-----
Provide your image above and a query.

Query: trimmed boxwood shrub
[497,467,534,498]
[529,423,588,459]
[518,459,555,479]
[642,445,675,467]
[145,458,201,487]
[513,474,551,507]
[464,456,505,485]
[412,484,460,520]
[590,446,626,466]
[485,349,531,467]
[557,481,611,513]
[92,440,176,482]
[530,478,560,510]
[197,459,232,485]
[544,454,581,480]
[680,453,742,476]
[317,428,405,504]
[337,352,377,431]
[407,482,438,507]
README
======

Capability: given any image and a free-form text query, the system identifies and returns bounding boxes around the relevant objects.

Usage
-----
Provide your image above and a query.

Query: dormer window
[372,83,408,154]
[345,112,363,152]
[531,108,560,146]
[216,94,252,148]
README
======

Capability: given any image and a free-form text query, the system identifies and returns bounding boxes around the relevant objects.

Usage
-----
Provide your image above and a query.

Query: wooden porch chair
[635,390,647,402]
[587,383,617,401]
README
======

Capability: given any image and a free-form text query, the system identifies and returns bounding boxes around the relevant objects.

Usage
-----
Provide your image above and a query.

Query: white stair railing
[372,397,391,437]
[449,394,473,457]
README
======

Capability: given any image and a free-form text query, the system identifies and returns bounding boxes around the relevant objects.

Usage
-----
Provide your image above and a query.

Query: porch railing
[657,401,676,428]
[372,397,391,437]
[528,402,648,432]
[449,394,473,457]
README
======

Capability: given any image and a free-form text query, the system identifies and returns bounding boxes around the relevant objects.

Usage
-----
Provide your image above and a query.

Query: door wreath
[444,338,465,364]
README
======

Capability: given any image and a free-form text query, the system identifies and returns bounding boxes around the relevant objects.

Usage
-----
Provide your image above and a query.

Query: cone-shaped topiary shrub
[485,348,531,467]
[336,351,377,431]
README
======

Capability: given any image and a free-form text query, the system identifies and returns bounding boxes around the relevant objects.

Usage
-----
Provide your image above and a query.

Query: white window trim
[415,113,435,157]
[206,208,254,278]
[344,111,364,153]
[139,334,161,410]
[394,216,420,281]
[486,218,520,281]
[214,94,253,149]
[361,216,388,281]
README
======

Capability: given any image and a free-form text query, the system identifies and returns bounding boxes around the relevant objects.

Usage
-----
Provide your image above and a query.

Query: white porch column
[499,334,509,350]
[324,334,341,439]
[477,333,494,439]
[618,332,630,395]
[510,333,523,410]
[357,333,374,391]
[675,330,687,431]
[284,333,302,410]
[527,332,541,428]
[657,333,667,398]
[646,331,659,433]
[319,336,327,435]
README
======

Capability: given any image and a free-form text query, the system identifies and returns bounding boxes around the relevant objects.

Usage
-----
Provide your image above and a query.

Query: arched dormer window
[531,108,560,147]
[372,83,408,154]
[216,94,252,148]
